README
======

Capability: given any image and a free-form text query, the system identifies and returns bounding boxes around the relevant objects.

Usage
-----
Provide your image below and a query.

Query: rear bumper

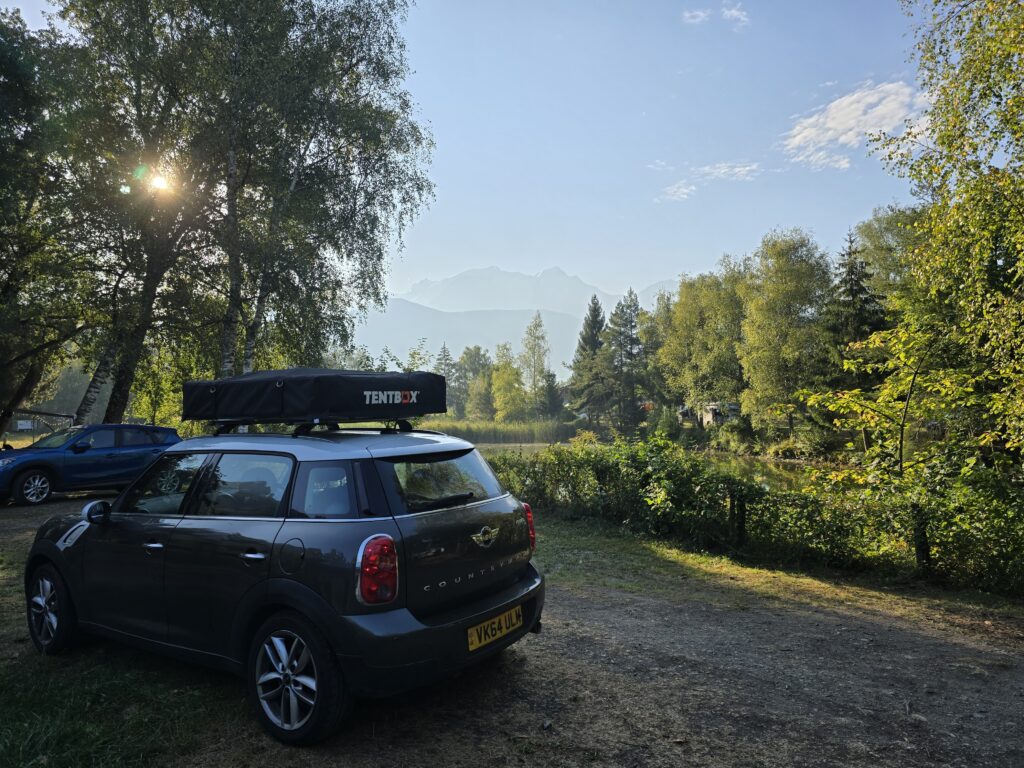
[336,561,545,697]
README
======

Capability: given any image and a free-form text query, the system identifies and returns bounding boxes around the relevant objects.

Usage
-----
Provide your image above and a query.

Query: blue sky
[15,0,922,295]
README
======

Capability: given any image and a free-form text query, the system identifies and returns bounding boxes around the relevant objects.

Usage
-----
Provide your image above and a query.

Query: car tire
[26,563,78,654]
[248,611,350,745]
[14,469,53,505]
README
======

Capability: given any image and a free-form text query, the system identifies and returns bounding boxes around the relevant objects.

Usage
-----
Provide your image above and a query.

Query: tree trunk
[910,502,932,574]
[75,343,115,423]
[218,139,242,379]
[0,359,47,435]
[103,262,163,423]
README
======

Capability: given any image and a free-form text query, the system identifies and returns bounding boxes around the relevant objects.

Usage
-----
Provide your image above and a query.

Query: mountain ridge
[354,267,679,373]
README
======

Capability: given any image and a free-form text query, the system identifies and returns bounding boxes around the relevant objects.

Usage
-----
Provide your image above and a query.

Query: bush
[488,437,1024,595]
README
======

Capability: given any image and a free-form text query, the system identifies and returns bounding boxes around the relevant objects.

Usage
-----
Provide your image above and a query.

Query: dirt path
[4,499,1023,767]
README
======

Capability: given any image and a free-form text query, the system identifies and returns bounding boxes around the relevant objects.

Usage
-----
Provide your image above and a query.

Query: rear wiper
[410,492,475,512]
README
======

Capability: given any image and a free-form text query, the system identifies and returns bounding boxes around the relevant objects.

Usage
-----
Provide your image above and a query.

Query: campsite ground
[1,496,1022,768]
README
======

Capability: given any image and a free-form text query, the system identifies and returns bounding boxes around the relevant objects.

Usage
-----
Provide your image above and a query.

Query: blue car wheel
[14,469,53,505]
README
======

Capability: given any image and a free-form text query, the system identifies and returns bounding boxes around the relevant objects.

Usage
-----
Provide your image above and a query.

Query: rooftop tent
[182,368,446,424]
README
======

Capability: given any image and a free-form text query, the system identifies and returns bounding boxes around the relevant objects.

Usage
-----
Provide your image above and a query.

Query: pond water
[700,452,809,491]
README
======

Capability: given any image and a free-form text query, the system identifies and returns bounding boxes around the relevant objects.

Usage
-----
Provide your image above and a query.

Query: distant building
[697,402,739,429]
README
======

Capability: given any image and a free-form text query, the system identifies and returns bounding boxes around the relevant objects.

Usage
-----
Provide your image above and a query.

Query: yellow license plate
[467,605,523,651]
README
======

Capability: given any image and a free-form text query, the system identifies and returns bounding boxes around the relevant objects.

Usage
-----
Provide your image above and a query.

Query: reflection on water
[702,452,808,491]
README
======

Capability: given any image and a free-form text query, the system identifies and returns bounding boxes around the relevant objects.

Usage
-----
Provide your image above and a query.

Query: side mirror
[82,499,111,524]
[70,442,89,454]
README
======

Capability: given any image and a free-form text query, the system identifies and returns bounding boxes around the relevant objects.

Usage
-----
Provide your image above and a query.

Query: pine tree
[432,343,456,415]
[604,289,644,434]
[573,295,605,366]
[569,295,611,423]
[826,231,886,345]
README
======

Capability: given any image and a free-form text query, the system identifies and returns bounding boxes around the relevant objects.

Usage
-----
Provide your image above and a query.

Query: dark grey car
[24,429,544,744]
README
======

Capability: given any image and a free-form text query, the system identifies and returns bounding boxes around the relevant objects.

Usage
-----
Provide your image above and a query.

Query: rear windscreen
[377,450,504,514]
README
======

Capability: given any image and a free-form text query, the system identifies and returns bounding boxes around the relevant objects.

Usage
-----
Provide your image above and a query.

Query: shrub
[488,437,1024,595]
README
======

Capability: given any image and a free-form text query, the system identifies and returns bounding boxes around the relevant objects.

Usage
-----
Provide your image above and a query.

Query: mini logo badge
[363,390,419,405]
[471,525,500,548]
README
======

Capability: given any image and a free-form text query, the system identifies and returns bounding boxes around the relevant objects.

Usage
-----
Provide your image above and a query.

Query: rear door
[113,428,166,485]
[163,451,293,656]
[375,449,533,618]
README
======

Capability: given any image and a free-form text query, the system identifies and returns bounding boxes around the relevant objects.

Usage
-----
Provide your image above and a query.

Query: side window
[119,453,208,516]
[290,461,357,519]
[121,428,158,446]
[81,429,116,450]
[194,453,293,518]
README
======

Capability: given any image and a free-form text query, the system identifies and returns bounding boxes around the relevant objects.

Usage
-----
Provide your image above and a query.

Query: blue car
[1,424,180,505]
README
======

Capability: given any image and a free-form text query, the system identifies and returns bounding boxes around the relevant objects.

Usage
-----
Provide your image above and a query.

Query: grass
[533,513,1024,647]
[0,522,243,768]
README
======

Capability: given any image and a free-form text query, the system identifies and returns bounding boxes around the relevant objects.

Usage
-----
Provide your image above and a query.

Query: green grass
[533,513,1024,642]
[0,525,243,768]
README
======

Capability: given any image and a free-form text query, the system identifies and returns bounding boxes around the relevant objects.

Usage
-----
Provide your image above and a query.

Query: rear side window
[193,453,293,518]
[121,428,158,446]
[378,450,504,514]
[290,461,357,519]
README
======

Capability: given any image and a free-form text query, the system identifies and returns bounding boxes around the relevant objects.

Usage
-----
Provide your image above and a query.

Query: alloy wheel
[30,576,58,645]
[23,473,50,504]
[255,630,318,731]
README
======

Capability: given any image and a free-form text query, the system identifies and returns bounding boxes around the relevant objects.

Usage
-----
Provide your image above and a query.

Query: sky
[14,0,922,296]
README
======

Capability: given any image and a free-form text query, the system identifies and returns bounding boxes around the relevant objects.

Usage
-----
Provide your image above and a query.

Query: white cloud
[661,181,697,201]
[721,2,749,28]
[784,81,925,170]
[696,161,762,181]
[682,8,711,24]
[646,159,674,172]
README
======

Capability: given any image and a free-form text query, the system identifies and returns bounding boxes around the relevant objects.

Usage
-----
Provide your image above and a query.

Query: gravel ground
[4,496,1023,768]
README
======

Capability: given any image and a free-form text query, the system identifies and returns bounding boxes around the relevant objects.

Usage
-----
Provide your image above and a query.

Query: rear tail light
[523,503,536,551]
[356,534,398,605]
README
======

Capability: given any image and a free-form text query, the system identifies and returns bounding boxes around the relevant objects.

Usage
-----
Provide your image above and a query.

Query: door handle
[104,453,116,459]
[142,541,164,552]
[240,551,266,562]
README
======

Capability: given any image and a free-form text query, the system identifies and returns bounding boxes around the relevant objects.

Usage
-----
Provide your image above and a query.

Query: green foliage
[877,0,1024,447]
[659,262,746,411]
[489,439,1024,594]
[491,354,530,423]
[569,295,612,425]
[466,371,496,420]
[602,288,645,434]
[518,312,550,410]
[737,229,834,430]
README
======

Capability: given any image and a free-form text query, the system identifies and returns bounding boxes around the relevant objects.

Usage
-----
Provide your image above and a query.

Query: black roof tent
[182,368,446,428]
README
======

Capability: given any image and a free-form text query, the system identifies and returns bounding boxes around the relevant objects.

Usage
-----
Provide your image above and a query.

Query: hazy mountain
[353,268,679,374]
[355,299,583,371]
[399,266,623,316]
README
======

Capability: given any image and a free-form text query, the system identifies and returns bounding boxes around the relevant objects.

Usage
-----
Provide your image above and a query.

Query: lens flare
[150,175,170,191]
